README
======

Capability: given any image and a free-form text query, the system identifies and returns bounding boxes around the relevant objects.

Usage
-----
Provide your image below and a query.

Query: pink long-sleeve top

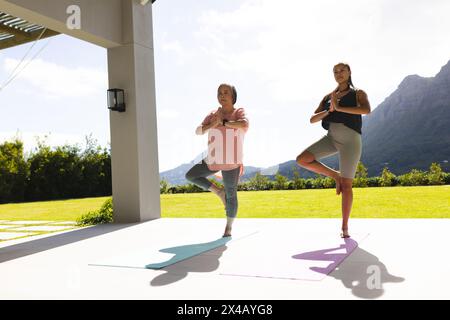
[201,107,249,176]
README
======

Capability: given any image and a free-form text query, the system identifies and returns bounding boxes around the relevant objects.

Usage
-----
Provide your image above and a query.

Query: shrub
[274,173,289,190]
[167,186,177,194]
[311,177,324,189]
[77,198,113,226]
[380,167,396,187]
[237,181,251,191]
[322,177,335,189]
[286,180,296,190]
[160,179,169,194]
[304,178,314,189]
[367,177,380,187]
[444,173,450,185]
[353,161,368,187]
[292,170,306,189]
[398,169,428,186]
[427,163,445,185]
[248,173,271,191]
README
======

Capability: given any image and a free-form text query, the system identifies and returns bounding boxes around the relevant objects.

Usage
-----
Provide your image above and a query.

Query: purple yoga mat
[220,233,368,281]
[292,238,359,276]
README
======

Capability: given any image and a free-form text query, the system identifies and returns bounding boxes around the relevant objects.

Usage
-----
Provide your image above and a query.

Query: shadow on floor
[150,237,230,287]
[293,238,404,299]
[329,246,405,299]
[0,223,136,264]
[293,238,359,276]
[146,237,231,269]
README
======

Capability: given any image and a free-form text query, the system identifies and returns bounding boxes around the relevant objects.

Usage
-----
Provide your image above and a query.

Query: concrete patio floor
[0,218,449,300]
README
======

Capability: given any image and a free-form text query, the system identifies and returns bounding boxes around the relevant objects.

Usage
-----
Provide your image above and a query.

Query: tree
[80,139,111,197]
[292,168,306,189]
[427,162,445,185]
[248,172,270,191]
[380,167,396,187]
[353,161,368,187]
[0,139,28,203]
[160,179,169,194]
[274,173,288,190]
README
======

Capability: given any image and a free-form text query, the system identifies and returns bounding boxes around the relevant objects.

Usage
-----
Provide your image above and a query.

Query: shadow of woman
[149,237,230,287]
[328,246,405,299]
[293,238,360,275]
[293,238,404,299]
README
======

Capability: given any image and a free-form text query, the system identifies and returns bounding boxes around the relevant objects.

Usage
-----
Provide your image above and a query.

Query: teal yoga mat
[145,237,231,269]
[89,233,258,270]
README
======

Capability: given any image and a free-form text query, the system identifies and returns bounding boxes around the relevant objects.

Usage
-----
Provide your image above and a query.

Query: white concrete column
[107,0,160,222]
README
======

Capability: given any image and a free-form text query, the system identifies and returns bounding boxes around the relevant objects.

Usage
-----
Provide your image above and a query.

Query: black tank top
[321,89,362,134]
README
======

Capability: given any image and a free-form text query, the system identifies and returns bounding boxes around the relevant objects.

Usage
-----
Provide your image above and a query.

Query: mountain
[160,163,195,186]
[360,60,450,175]
[161,60,450,183]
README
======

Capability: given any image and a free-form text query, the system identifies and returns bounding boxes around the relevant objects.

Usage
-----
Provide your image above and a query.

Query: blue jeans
[185,159,240,218]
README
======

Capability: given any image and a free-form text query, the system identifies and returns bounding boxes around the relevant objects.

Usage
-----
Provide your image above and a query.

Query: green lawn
[0,197,109,221]
[0,186,449,221]
[161,185,450,218]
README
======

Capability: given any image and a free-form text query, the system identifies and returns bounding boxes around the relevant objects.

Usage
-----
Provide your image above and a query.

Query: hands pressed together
[329,91,340,112]
[210,112,223,127]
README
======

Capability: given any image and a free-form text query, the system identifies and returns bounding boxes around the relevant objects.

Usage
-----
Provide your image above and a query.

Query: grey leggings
[305,123,362,179]
[185,159,240,218]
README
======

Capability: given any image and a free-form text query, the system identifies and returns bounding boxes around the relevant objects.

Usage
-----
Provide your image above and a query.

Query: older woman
[185,83,249,237]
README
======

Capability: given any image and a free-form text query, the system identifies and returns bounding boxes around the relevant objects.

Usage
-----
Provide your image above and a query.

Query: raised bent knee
[296,151,314,167]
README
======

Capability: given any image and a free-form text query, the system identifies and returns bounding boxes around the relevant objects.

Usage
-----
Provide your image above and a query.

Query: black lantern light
[107,88,126,112]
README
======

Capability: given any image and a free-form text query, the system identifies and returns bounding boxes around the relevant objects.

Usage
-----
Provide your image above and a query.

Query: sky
[0,0,449,172]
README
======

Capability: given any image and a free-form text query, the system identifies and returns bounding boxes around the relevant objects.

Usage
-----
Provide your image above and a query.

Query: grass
[161,185,450,218]
[0,196,110,221]
[0,186,449,221]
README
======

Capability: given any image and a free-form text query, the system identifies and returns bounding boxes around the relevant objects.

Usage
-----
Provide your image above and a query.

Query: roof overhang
[0,11,59,50]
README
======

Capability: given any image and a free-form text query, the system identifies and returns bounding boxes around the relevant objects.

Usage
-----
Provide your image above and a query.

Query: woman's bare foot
[223,225,232,237]
[340,228,350,238]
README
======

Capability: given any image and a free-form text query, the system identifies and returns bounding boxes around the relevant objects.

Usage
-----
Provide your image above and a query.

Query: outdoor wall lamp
[107,88,126,112]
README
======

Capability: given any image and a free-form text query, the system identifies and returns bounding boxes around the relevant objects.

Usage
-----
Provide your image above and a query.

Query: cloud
[161,40,190,65]
[195,0,450,106]
[2,58,107,99]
